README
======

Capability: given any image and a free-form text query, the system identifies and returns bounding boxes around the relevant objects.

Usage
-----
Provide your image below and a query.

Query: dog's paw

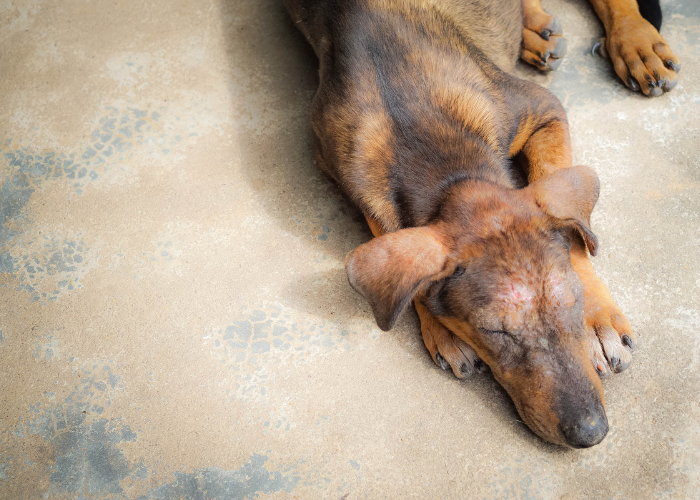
[583,284,637,377]
[416,302,487,379]
[521,9,566,71]
[595,18,680,96]
[430,325,487,379]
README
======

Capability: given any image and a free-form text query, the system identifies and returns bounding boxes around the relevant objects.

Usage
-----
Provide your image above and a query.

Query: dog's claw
[549,57,563,71]
[550,17,562,36]
[621,334,636,351]
[665,60,681,73]
[473,358,488,374]
[457,358,488,378]
[610,356,620,372]
[611,355,632,373]
[436,352,448,371]
[663,78,678,92]
[604,19,679,96]
[592,38,609,58]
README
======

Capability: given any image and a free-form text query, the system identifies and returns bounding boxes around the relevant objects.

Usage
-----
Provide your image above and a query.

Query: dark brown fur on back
[286,0,565,231]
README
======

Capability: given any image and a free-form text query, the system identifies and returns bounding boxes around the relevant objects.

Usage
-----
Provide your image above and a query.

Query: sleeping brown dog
[283,0,678,448]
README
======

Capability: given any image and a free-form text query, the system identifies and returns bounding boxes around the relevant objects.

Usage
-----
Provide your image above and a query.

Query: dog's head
[346,166,608,448]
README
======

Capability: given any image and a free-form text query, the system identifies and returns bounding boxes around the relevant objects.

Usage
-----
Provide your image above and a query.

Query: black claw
[592,42,601,57]
[435,352,447,370]
[550,17,562,36]
[663,79,678,92]
[610,357,620,372]
[666,60,681,73]
[473,358,488,373]
[611,356,632,373]
[627,77,640,92]
[541,29,551,41]
[460,362,472,377]
[621,334,637,352]
[549,56,563,71]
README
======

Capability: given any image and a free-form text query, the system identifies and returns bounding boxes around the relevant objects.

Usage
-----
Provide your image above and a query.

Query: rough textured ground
[1,0,698,499]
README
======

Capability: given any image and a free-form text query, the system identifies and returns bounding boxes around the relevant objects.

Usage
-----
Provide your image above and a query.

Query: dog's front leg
[569,237,637,376]
[516,106,637,376]
[415,298,486,379]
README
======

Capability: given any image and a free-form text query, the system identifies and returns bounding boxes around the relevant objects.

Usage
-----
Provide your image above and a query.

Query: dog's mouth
[504,379,609,448]
[513,401,565,446]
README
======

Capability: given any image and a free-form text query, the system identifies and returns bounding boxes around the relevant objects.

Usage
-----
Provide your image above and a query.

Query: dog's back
[285,0,557,233]
[286,0,523,71]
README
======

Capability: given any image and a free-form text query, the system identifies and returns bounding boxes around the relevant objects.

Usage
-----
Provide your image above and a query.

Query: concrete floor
[1,0,698,498]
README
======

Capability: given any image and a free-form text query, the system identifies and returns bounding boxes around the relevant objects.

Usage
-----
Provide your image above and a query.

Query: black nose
[559,410,609,448]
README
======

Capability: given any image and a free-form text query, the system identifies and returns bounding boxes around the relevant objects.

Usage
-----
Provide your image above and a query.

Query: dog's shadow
[216,0,568,452]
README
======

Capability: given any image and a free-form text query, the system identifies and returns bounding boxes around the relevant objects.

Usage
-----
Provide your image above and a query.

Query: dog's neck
[392,135,514,228]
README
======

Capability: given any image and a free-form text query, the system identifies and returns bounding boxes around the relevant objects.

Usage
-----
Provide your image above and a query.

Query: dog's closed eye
[478,327,511,337]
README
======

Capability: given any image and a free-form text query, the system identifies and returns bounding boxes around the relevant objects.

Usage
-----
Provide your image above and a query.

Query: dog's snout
[559,407,609,448]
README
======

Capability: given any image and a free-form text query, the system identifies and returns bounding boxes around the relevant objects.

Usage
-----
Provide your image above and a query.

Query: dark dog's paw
[583,285,637,377]
[521,9,566,71]
[595,18,680,96]
[416,301,486,379]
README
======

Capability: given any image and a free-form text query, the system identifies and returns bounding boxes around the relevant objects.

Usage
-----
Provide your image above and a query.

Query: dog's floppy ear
[527,166,600,256]
[346,226,454,331]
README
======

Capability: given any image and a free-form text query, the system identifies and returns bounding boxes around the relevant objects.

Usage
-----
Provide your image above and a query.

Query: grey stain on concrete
[12,364,147,499]
[10,235,98,303]
[0,106,170,198]
[206,304,352,400]
[210,304,350,364]
[143,454,301,500]
[0,105,192,302]
[32,330,60,361]
[46,416,144,499]
[7,362,307,499]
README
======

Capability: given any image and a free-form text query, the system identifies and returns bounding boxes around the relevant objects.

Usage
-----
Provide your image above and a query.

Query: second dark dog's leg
[589,0,679,96]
